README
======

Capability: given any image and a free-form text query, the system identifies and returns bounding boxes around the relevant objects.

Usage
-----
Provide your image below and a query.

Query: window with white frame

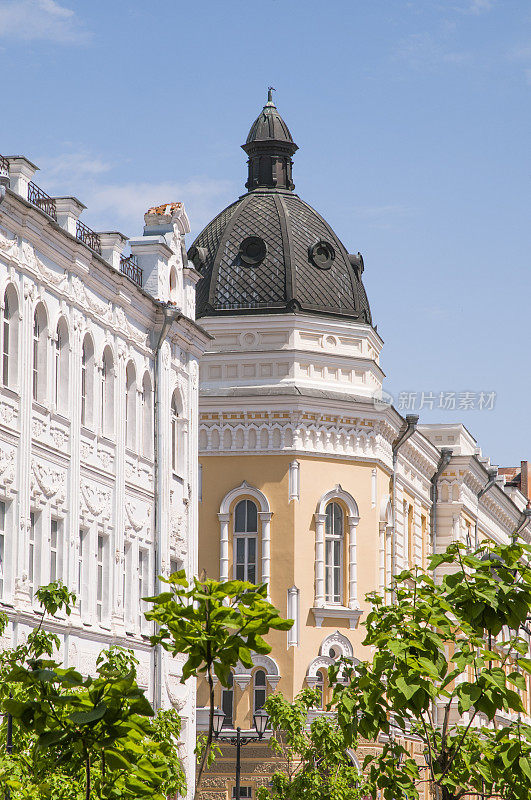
[232,788,252,799]
[123,542,132,628]
[78,529,86,614]
[101,347,114,437]
[50,519,62,583]
[141,373,153,458]
[138,548,148,632]
[324,502,343,604]
[234,499,258,583]
[96,534,105,622]
[221,671,234,728]
[171,392,179,473]
[32,304,48,403]
[0,501,5,597]
[314,669,325,709]
[81,335,94,427]
[29,511,38,599]
[2,285,18,389]
[54,318,69,413]
[253,669,266,713]
[125,361,136,450]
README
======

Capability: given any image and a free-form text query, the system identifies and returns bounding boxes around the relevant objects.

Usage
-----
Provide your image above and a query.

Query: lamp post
[212,708,269,800]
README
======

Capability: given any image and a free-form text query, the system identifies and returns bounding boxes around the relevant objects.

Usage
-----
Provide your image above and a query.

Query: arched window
[234,499,258,583]
[221,671,234,729]
[54,318,69,413]
[325,501,343,604]
[125,361,136,449]
[101,347,114,437]
[169,267,177,303]
[141,373,153,458]
[81,335,94,427]
[2,286,18,389]
[32,304,48,403]
[253,669,266,713]
[315,669,326,709]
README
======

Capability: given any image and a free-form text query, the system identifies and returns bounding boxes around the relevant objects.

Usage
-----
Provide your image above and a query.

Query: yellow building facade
[189,93,531,799]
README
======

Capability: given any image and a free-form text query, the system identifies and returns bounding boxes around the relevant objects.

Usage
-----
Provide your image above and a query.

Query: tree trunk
[85,751,91,800]
[194,668,215,800]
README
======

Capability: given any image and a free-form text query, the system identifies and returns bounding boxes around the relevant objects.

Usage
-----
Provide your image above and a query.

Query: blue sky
[1,0,530,465]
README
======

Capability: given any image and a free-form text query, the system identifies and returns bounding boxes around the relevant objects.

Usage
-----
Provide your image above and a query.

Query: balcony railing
[76,220,101,254]
[120,254,143,287]
[0,154,9,176]
[27,181,57,221]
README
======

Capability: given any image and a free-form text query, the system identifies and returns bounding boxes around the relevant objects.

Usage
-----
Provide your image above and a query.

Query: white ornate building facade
[0,155,209,792]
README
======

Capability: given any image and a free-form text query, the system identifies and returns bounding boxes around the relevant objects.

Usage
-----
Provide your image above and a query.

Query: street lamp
[212,706,270,800]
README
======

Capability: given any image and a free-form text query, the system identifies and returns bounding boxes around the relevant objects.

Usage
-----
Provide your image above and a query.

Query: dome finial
[267,86,275,105]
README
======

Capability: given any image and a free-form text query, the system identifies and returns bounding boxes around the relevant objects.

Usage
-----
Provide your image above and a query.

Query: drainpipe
[430,448,453,555]
[512,507,531,543]
[391,415,418,591]
[474,467,498,549]
[152,305,180,711]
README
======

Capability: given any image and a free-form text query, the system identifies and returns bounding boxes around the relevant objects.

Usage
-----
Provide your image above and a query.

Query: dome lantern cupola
[189,91,372,326]
[242,88,298,191]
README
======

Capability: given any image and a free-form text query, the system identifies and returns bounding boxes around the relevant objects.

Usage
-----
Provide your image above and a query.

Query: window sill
[0,385,19,401]
[311,606,363,630]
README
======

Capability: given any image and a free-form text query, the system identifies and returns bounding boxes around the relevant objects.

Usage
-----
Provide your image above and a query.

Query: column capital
[314,513,327,525]
[217,513,230,523]
[258,511,273,522]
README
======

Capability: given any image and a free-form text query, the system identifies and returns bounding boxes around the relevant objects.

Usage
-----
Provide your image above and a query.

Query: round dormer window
[309,240,335,270]
[239,236,267,266]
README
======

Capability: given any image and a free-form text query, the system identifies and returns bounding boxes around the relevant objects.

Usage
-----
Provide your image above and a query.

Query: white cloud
[36,150,236,239]
[396,32,469,69]
[84,178,236,239]
[467,0,494,14]
[0,0,89,43]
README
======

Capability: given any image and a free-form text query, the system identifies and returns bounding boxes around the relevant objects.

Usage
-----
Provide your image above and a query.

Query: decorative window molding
[218,481,272,596]
[313,485,359,612]
[379,495,393,598]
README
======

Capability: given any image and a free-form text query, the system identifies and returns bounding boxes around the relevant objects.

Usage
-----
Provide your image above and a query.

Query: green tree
[145,570,293,798]
[329,538,531,800]
[0,582,185,800]
[257,687,368,800]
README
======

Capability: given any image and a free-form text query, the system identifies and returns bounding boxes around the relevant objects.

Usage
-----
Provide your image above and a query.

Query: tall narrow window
[171,392,179,472]
[138,549,148,631]
[32,304,48,403]
[29,512,36,599]
[78,529,86,614]
[123,543,132,626]
[221,671,234,728]
[314,669,326,709]
[97,534,104,622]
[253,669,266,713]
[407,503,414,568]
[141,373,153,458]
[234,499,258,583]
[54,318,69,413]
[50,519,61,583]
[2,286,18,388]
[101,347,114,437]
[325,502,343,604]
[125,361,136,449]
[0,501,5,597]
[169,267,177,303]
[81,335,94,427]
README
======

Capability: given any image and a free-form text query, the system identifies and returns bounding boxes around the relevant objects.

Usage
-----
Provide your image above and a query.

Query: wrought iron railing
[27,181,57,221]
[0,155,9,175]
[120,254,143,287]
[76,220,101,254]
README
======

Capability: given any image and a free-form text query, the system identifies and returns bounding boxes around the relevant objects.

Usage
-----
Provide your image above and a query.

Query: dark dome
[189,92,372,325]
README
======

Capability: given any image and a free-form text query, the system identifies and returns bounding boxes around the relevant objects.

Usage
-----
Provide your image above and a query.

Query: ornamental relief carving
[80,481,111,519]
[124,499,151,533]
[31,461,66,501]
[71,276,113,324]
[0,400,17,428]
[0,448,15,485]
